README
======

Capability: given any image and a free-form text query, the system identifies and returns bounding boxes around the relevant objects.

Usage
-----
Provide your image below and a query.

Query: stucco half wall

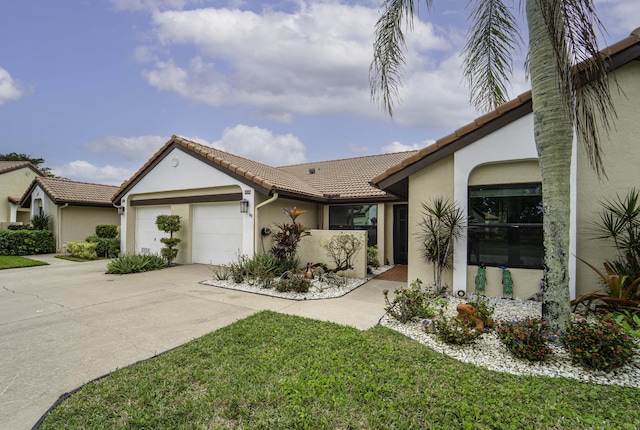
[297,229,367,279]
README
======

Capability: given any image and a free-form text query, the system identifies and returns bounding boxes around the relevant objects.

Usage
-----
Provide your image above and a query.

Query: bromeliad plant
[571,256,640,314]
[271,207,310,263]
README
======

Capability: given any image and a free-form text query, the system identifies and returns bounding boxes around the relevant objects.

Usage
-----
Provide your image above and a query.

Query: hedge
[0,230,56,255]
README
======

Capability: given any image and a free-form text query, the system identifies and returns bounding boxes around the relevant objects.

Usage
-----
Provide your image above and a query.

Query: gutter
[254,193,278,253]
[57,203,69,252]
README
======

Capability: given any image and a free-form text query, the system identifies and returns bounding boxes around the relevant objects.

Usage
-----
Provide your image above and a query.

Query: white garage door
[135,206,171,256]
[192,203,243,265]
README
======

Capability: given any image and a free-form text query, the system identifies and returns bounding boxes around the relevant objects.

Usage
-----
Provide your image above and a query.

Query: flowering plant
[434,309,482,345]
[496,317,552,362]
[561,315,635,371]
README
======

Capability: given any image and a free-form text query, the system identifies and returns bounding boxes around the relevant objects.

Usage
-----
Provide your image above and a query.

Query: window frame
[467,182,543,270]
[328,204,378,248]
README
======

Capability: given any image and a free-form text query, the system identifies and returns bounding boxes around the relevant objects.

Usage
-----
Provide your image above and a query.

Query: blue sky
[0,0,637,185]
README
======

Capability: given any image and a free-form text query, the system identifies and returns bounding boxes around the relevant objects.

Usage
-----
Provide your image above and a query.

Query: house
[111,136,417,270]
[372,28,640,299]
[0,161,44,228]
[18,177,120,251]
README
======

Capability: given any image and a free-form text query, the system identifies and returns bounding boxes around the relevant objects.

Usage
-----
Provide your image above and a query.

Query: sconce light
[240,199,249,214]
[118,206,125,215]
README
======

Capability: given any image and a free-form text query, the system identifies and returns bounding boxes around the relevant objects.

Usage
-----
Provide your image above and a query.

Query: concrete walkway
[0,254,404,429]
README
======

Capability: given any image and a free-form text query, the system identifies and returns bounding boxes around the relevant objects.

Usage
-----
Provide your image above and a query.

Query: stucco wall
[297,229,367,278]
[407,155,455,288]
[575,61,640,294]
[256,199,320,255]
[0,167,39,222]
[59,206,120,251]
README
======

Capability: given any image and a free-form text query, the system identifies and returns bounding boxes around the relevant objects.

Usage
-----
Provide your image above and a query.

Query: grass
[39,311,640,429]
[0,255,48,270]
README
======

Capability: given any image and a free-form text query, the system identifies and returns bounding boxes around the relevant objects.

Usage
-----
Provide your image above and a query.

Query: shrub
[322,233,362,273]
[611,310,640,338]
[106,254,166,274]
[86,235,120,258]
[465,295,496,328]
[7,224,28,230]
[434,310,481,345]
[562,315,635,371]
[275,274,310,293]
[156,215,181,266]
[367,245,380,269]
[95,224,118,238]
[383,279,445,323]
[31,213,51,230]
[66,241,97,260]
[0,230,55,255]
[496,317,552,362]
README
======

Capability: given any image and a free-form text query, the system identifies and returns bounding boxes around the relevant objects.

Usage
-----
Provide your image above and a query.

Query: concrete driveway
[0,254,396,429]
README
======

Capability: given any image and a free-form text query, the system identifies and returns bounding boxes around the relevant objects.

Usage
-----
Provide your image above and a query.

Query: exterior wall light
[240,199,249,213]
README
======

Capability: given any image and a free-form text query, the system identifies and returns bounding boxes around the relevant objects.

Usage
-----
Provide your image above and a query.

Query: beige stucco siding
[256,198,320,255]
[407,155,455,287]
[575,61,640,294]
[0,167,39,222]
[469,159,541,186]
[58,206,120,251]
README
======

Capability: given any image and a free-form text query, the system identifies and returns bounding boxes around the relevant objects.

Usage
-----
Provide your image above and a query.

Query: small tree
[155,215,181,266]
[271,208,310,262]
[323,233,362,273]
[416,197,466,292]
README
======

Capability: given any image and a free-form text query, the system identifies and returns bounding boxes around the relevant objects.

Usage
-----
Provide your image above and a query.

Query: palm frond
[370,0,433,116]
[537,0,616,178]
[462,0,522,112]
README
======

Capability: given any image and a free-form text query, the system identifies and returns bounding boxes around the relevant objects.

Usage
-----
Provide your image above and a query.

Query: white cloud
[84,135,169,161]
[140,2,459,127]
[52,161,134,186]
[347,142,370,155]
[211,124,306,166]
[382,140,433,153]
[0,67,23,106]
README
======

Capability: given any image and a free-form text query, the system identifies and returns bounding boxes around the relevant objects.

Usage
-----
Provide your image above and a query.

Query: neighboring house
[372,28,640,300]
[111,136,417,268]
[18,177,120,251]
[0,161,44,227]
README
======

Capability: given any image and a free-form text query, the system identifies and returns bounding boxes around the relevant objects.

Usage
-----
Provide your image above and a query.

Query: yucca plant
[416,197,466,292]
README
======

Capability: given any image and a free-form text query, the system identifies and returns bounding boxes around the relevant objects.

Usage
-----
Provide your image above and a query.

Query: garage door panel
[136,206,171,255]
[192,203,243,265]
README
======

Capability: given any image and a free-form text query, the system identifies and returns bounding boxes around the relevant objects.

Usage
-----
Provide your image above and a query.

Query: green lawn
[0,255,48,270]
[39,311,640,429]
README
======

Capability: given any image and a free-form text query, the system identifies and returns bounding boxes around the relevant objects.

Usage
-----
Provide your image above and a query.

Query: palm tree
[370,0,616,333]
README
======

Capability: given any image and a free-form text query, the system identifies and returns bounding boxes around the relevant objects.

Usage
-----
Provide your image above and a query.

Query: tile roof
[371,26,640,191]
[112,135,418,203]
[279,152,418,199]
[0,161,44,176]
[20,177,120,207]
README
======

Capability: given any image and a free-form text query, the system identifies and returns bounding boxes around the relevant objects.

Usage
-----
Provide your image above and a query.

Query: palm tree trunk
[527,0,572,333]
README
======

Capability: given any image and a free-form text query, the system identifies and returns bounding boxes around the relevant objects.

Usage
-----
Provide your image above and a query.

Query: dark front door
[393,204,408,265]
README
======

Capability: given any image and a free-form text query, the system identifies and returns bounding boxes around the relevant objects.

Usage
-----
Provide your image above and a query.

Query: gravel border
[380,294,640,387]
[200,266,391,300]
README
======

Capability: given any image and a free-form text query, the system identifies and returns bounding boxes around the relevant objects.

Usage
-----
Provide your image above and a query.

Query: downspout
[57,203,69,252]
[254,192,278,253]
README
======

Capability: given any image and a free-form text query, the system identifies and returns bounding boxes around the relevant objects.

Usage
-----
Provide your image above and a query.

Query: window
[468,183,543,269]
[329,204,378,247]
